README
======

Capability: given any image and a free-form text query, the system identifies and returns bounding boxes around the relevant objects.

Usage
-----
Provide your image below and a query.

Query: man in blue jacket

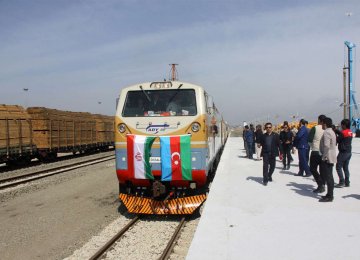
[293,119,312,177]
[245,125,254,159]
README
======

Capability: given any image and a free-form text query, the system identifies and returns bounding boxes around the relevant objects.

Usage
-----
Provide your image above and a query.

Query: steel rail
[0,155,115,190]
[0,148,115,173]
[159,217,187,260]
[89,216,140,260]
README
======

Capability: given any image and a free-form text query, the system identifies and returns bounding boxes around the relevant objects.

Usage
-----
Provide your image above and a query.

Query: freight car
[0,105,36,165]
[115,81,229,214]
[0,105,114,166]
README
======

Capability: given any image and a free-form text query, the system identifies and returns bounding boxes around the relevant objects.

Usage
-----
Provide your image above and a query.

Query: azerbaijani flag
[127,134,156,179]
[160,135,192,181]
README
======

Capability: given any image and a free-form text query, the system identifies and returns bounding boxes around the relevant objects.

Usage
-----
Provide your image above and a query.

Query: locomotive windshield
[122,89,197,117]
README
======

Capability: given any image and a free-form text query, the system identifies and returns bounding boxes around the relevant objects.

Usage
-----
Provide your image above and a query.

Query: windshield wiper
[139,85,151,102]
[168,83,183,103]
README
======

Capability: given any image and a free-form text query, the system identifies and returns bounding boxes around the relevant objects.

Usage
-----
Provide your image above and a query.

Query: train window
[122,89,197,117]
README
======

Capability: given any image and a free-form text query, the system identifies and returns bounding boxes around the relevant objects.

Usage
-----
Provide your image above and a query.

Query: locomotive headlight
[118,123,126,133]
[191,122,200,132]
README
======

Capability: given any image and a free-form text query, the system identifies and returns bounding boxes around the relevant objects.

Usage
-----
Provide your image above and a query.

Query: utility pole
[169,63,178,81]
[23,88,29,108]
[344,41,357,132]
[343,67,347,119]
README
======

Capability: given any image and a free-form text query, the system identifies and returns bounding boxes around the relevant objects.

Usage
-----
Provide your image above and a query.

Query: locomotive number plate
[150,157,161,163]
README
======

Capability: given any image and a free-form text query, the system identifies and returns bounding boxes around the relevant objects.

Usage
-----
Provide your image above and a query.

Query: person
[243,125,249,157]
[304,120,310,162]
[134,98,145,116]
[254,124,263,160]
[150,92,165,112]
[308,114,326,193]
[259,122,280,186]
[334,119,353,188]
[293,119,312,177]
[166,94,182,115]
[319,117,337,202]
[279,122,293,170]
[245,125,254,159]
[250,124,256,158]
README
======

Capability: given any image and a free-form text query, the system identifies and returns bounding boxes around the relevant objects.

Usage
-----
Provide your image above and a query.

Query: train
[0,104,114,166]
[115,80,229,214]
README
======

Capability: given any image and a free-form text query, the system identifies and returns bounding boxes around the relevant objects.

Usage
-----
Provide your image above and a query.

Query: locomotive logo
[171,152,181,165]
[134,152,143,161]
[146,124,170,134]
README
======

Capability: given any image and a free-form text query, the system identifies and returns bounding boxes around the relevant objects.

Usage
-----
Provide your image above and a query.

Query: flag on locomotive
[126,134,192,181]
[160,134,192,181]
[126,134,156,180]
[121,134,205,214]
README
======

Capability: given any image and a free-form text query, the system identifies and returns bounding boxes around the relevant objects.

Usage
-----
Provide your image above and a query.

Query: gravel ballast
[65,215,201,260]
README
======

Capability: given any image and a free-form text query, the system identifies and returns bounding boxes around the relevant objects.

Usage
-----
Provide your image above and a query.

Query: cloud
[0,0,359,124]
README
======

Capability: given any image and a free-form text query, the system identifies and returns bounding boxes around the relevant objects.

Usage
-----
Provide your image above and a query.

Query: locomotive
[115,81,229,214]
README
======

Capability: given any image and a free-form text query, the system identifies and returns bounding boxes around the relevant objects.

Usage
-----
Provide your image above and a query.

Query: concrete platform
[187,137,360,260]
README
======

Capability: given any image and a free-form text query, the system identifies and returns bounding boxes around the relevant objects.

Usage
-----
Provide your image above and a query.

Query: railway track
[0,155,115,190]
[89,216,187,260]
[0,148,115,173]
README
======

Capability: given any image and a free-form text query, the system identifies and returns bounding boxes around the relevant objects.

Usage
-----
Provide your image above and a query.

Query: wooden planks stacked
[0,104,33,155]
[93,114,114,144]
[27,107,97,150]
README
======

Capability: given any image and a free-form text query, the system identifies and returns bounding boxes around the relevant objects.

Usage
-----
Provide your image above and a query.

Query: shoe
[305,174,312,177]
[268,176,273,182]
[282,166,286,170]
[263,181,268,186]
[295,173,303,176]
[286,165,290,170]
[335,183,345,188]
[313,186,325,193]
[345,183,350,187]
[319,196,333,202]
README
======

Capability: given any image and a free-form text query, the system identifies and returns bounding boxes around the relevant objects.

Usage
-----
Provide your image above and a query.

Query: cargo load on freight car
[93,114,115,149]
[28,107,97,154]
[27,107,114,160]
[0,105,36,165]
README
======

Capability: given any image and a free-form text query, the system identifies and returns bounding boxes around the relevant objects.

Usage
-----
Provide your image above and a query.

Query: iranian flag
[160,135,192,181]
[127,134,156,179]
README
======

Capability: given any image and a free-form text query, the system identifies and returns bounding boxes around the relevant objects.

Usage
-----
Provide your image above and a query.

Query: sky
[1,0,360,126]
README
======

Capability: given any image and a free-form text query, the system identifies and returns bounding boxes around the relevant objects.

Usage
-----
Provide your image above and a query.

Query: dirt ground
[0,159,122,260]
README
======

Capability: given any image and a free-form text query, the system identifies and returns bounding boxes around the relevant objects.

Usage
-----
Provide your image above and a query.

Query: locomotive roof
[120,81,204,92]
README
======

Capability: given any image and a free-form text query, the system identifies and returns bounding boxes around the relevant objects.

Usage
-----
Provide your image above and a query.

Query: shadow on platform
[278,169,298,176]
[286,182,318,198]
[246,176,263,185]
[342,194,360,200]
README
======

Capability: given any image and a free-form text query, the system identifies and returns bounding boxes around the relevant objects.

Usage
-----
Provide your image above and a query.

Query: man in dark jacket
[259,122,280,186]
[245,126,254,159]
[293,119,312,177]
[334,119,353,187]
[279,123,293,170]
[254,124,263,160]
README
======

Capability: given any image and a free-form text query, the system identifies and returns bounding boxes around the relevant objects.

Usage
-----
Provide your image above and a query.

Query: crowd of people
[242,115,354,202]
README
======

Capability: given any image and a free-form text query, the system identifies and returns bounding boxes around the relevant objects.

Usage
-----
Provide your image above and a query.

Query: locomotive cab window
[122,89,197,117]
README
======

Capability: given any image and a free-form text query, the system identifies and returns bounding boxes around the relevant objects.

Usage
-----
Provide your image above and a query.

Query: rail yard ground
[0,152,119,260]
[187,137,360,260]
